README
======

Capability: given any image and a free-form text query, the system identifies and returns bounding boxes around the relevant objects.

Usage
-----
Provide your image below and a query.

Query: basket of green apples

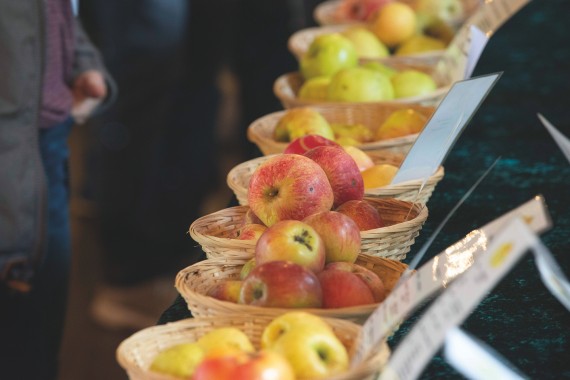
[117,312,390,380]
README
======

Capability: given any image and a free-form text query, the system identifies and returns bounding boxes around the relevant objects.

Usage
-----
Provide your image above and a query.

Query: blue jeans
[0,118,73,380]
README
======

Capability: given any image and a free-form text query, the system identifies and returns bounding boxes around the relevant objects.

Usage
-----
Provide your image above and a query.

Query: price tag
[444,328,527,380]
[391,73,501,185]
[537,113,570,164]
[351,196,551,366]
[434,0,530,84]
[378,218,539,380]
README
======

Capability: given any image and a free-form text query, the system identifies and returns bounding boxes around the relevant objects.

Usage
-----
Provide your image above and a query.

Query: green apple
[415,0,464,26]
[361,61,398,78]
[150,342,204,378]
[298,76,331,101]
[390,70,437,98]
[416,12,456,44]
[197,327,255,355]
[375,108,428,140]
[341,26,389,59]
[330,123,374,143]
[395,35,446,56]
[327,67,394,102]
[300,33,358,80]
[269,326,349,379]
[274,108,335,142]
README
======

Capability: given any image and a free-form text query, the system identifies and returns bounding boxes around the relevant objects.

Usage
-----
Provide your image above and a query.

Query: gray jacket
[0,1,115,291]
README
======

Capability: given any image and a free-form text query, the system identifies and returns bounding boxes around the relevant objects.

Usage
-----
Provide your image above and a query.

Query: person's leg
[0,118,73,380]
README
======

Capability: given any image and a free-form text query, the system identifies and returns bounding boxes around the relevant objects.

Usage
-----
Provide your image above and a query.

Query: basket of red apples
[117,313,390,380]
[227,146,442,206]
[247,105,435,156]
[176,249,406,324]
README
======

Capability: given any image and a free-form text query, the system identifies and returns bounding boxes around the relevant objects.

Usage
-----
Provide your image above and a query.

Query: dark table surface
[160,1,570,378]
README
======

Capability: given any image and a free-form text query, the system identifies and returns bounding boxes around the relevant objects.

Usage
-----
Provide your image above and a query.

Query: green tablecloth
[160,1,570,377]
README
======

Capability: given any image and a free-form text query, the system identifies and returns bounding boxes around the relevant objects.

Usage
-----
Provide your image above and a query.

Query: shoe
[90,276,179,331]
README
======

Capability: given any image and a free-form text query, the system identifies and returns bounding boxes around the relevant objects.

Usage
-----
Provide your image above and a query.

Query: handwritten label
[378,218,539,380]
[435,0,530,84]
[351,196,551,366]
[391,73,501,185]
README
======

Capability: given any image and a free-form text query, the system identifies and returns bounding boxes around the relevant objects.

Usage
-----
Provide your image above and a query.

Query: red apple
[304,146,364,208]
[242,208,265,227]
[207,280,243,303]
[325,261,386,302]
[302,211,361,264]
[239,261,323,308]
[317,267,375,308]
[248,154,334,227]
[335,199,385,230]
[284,134,341,155]
[236,224,267,241]
[194,349,295,380]
[255,220,326,273]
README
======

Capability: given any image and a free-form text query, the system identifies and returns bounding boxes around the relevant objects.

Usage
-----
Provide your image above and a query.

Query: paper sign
[434,0,530,84]
[351,196,551,366]
[532,240,570,311]
[378,218,539,380]
[537,113,570,164]
[391,73,501,185]
[444,328,527,380]
[464,26,489,79]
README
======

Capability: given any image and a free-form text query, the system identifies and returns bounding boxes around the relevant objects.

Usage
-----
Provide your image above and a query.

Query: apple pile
[149,312,351,379]
[333,0,464,49]
[273,106,428,147]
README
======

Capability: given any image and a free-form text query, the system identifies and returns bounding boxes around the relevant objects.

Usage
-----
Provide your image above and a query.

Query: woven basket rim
[117,314,391,380]
[273,71,451,108]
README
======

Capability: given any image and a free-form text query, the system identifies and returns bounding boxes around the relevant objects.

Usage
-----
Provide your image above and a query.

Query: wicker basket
[289,24,444,67]
[117,314,390,380]
[189,198,427,261]
[274,71,450,108]
[247,103,435,156]
[175,254,408,324]
[227,153,443,206]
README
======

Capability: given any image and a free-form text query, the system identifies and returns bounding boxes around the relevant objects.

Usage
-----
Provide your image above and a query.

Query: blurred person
[79,0,227,329]
[0,0,115,378]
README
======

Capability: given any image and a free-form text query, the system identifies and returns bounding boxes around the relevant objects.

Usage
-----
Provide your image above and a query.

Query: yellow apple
[274,108,335,142]
[395,34,446,56]
[261,311,336,349]
[298,76,331,101]
[375,108,428,140]
[340,26,390,59]
[361,164,399,189]
[370,2,416,48]
[327,66,394,102]
[197,327,255,355]
[390,69,437,98]
[343,146,375,172]
[331,122,374,143]
[269,327,349,379]
[149,342,204,379]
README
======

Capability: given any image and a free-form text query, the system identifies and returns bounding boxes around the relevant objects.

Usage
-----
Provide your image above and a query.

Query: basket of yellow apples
[247,105,435,156]
[117,313,390,380]
[227,150,443,206]
[175,251,407,324]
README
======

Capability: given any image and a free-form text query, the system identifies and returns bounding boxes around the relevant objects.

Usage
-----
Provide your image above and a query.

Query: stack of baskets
[115,1,467,379]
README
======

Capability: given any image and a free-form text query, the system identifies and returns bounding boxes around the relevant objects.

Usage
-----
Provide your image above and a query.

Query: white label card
[464,25,488,79]
[391,73,501,185]
[351,196,551,366]
[537,113,570,165]
[378,218,539,380]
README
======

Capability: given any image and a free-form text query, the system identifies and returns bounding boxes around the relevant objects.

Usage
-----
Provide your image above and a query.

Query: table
[159,1,570,377]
